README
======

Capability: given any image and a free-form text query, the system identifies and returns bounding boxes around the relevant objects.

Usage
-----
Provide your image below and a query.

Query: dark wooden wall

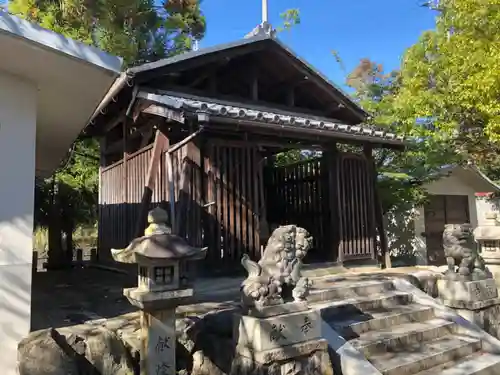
[336,153,377,262]
[265,152,378,263]
[98,137,264,274]
[265,158,329,262]
[99,135,380,272]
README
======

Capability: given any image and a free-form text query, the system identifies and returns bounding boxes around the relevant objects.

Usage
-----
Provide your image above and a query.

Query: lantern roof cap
[111,208,207,264]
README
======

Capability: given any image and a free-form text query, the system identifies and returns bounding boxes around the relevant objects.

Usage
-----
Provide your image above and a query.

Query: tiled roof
[137,91,405,145]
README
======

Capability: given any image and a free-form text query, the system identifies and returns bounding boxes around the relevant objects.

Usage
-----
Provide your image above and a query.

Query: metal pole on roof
[262,0,268,23]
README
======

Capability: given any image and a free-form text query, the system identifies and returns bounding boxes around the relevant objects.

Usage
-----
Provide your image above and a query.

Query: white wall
[387,169,498,266]
[413,173,478,265]
[476,196,500,225]
[0,70,37,375]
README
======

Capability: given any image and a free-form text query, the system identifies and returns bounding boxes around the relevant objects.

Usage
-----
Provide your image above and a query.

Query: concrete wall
[0,70,37,375]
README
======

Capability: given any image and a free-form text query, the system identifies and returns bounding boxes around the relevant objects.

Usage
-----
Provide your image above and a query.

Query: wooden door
[337,153,377,262]
[203,142,262,274]
[424,195,470,265]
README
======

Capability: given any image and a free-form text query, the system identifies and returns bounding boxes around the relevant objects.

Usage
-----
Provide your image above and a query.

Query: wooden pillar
[122,118,129,245]
[98,137,106,254]
[364,144,391,269]
[135,127,169,238]
[323,144,340,264]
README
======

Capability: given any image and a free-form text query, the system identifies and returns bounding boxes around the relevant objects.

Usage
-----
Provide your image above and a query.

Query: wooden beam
[207,136,323,151]
[142,104,185,123]
[364,144,390,269]
[209,74,217,95]
[102,111,125,134]
[323,146,340,264]
[168,128,204,154]
[149,85,331,118]
[134,128,170,238]
[122,118,129,244]
[287,86,295,107]
[187,64,221,93]
[251,67,259,101]
[103,122,156,155]
[136,42,268,81]
[276,50,366,121]
[138,126,154,149]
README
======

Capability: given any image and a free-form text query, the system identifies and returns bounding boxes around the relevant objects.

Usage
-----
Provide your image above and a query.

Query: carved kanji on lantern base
[111,207,207,375]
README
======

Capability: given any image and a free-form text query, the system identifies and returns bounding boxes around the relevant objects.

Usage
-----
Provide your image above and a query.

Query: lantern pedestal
[111,207,207,375]
[474,213,500,287]
[140,309,176,375]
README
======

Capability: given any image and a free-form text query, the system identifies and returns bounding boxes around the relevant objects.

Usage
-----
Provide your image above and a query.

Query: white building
[387,165,500,266]
[0,11,121,374]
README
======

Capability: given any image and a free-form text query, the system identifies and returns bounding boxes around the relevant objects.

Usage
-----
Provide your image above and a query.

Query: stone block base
[230,339,333,375]
[455,305,500,339]
[437,278,498,307]
[437,277,500,341]
[235,308,321,353]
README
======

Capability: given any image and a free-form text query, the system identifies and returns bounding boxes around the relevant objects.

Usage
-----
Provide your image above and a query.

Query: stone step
[308,280,395,302]
[350,318,457,357]
[328,304,435,338]
[414,351,500,375]
[310,290,413,315]
[369,334,481,375]
[310,278,395,299]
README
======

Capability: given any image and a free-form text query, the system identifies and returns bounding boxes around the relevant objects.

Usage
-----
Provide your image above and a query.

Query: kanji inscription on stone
[147,313,176,375]
[269,323,286,342]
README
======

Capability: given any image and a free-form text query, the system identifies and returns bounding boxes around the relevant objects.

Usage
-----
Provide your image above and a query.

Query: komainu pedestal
[439,223,497,309]
[437,278,499,309]
[232,225,333,375]
[232,303,331,375]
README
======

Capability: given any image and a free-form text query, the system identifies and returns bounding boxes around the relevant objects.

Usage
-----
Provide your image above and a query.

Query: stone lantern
[474,212,500,285]
[111,207,207,375]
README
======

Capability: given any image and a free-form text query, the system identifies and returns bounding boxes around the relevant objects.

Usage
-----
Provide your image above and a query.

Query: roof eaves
[137,89,404,146]
[468,164,500,192]
[127,34,272,76]
[269,38,369,121]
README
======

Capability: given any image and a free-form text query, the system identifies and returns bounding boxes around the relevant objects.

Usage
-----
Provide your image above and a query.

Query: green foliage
[11,0,206,233]
[8,0,206,67]
[34,139,100,230]
[273,8,309,166]
[393,0,500,165]
[345,57,461,214]
[277,8,300,32]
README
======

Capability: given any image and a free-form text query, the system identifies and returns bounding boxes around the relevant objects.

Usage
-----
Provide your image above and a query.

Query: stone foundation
[437,278,498,307]
[235,309,321,352]
[230,339,333,375]
[437,277,500,340]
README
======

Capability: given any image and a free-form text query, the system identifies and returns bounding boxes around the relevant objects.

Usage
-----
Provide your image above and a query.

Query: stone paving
[30,265,247,331]
[30,263,438,331]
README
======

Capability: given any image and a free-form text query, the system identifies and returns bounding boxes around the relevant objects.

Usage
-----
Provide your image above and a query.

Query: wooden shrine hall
[85,26,405,275]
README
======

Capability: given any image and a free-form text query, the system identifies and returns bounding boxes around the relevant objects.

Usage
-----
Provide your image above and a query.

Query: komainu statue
[240,225,313,310]
[443,223,491,281]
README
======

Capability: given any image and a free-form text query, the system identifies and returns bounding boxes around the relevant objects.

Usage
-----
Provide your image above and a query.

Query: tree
[9,0,206,259]
[393,0,500,166]
[8,0,206,67]
[277,8,300,32]
[346,58,461,213]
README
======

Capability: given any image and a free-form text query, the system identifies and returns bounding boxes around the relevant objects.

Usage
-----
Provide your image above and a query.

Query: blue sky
[200,0,437,89]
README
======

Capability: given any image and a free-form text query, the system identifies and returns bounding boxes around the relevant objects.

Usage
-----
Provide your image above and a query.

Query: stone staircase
[307,276,500,375]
